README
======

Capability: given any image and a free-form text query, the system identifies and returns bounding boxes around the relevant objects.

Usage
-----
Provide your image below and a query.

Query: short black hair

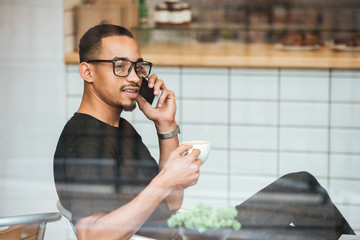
[79,24,134,63]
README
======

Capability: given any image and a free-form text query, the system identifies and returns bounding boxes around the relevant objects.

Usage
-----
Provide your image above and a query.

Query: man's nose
[127,65,140,83]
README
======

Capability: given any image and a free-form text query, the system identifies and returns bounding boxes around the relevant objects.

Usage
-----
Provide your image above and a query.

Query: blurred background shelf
[64,0,360,69]
[65,42,360,69]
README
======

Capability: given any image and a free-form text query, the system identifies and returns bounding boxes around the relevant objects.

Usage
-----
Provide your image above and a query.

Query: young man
[54,24,356,240]
[54,24,201,240]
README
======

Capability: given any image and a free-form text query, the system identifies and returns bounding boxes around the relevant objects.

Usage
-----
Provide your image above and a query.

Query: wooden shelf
[65,42,360,69]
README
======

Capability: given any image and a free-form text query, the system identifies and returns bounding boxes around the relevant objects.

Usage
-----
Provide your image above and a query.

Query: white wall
[0,0,71,239]
[67,65,360,235]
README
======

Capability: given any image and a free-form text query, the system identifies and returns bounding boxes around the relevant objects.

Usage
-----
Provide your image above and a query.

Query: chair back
[56,200,76,234]
[0,212,61,240]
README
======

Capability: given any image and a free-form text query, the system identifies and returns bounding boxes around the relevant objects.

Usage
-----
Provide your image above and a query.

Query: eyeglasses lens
[135,62,151,78]
[114,60,131,77]
[114,60,151,78]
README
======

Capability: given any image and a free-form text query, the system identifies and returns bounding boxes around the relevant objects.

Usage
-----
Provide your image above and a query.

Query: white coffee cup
[180,141,211,164]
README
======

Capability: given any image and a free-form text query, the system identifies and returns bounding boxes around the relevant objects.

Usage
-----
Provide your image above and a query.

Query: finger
[147,74,157,88]
[153,79,165,95]
[158,88,175,108]
[173,144,193,156]
[187,148,201,159]
[156,89,167,108]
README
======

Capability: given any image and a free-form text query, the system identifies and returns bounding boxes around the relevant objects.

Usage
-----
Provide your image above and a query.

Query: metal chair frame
[0,212,61,240]
[56,200,76,235]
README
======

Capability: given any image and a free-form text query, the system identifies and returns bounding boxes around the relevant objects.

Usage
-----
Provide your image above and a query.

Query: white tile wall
[201,149,228,174]
[47,45,357,237]
[280,69,329,101]
[280,102,328,126]
[332,70,360,102]
[331,103,360,128]
[230,69,278,100]
[182,124,228,149]
[182,67,228,99]
[125,67,360,232]
[231,101,277,125]
[230,151,277,175]
[132,122,158,148]
[182,99,228,124]
[330,154,360,179]
[230,175,277,203]
[151,66,181,97]
[280,127,329,152]
[279,152,328,177]
[331,129,360,154]
[230,126,277,150]
[330,179,360,204]
[60,65,360,235]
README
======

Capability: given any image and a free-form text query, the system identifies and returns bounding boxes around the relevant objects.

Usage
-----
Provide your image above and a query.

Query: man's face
[90,35,142,111]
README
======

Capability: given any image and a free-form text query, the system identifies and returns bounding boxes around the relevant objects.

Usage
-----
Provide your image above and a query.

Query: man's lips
[121,86,140,99]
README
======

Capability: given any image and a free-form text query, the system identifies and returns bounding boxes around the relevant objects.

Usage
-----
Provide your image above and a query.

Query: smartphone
[139,77,161,108]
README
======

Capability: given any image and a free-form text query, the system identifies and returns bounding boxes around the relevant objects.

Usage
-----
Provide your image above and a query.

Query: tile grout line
[327,68,332,189]
[179,66,183,142]
[277,68,281,177]
[227,66,232,206]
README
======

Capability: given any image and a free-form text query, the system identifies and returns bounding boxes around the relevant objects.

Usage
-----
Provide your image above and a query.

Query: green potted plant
[167,203,241,240]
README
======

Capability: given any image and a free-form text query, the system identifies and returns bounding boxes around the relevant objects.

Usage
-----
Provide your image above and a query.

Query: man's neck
[77,100,122,128]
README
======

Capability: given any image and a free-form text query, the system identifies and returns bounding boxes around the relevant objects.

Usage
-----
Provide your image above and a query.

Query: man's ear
[79,62,94,83]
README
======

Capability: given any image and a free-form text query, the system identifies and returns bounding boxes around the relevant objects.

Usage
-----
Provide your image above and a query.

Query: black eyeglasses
[86,58,153,78]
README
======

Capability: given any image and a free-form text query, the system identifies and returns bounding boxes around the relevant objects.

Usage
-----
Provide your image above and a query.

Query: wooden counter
[64,42,360,69]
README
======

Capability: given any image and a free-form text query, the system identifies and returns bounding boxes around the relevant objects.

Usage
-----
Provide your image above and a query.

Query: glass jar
[167,0,184,26]
[154,2,169,27]
[182,2,191,26]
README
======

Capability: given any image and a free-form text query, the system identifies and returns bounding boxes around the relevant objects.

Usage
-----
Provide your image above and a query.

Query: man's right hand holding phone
[136,74,177,131]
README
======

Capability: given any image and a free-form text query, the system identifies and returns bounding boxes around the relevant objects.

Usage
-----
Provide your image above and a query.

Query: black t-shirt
[53,113,171,226]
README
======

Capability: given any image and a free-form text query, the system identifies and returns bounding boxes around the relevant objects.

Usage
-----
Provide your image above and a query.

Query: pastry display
[333,33,360,51]
[281,33,320,46]
[276,33,320,51]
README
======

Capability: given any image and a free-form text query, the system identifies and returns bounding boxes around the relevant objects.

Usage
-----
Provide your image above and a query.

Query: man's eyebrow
[112,56,128,61]
[112,57,144,62]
